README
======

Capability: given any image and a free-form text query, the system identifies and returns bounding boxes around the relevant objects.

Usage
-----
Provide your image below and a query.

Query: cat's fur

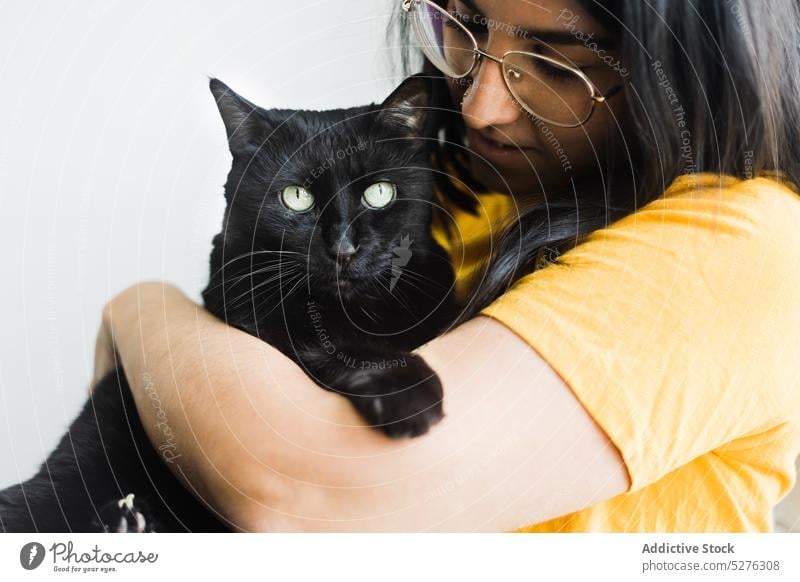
[0,75,455,532]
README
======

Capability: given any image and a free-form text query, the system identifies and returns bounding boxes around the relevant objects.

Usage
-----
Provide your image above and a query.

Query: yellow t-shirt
[432,172,800,532]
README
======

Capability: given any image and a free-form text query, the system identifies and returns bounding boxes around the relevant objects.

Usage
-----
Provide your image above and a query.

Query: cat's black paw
[346,354,444,438]
[96,493,153,533]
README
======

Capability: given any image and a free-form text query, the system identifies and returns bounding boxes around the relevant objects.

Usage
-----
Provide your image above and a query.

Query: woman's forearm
[103,282,369,530]
[103,283,467,531]
[104,283,446,531]
[104,282,457,531]
[103,282,627,532]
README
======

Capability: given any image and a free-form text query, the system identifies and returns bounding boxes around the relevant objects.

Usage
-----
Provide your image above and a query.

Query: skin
[94,0,632,531]
[446,0,633,198]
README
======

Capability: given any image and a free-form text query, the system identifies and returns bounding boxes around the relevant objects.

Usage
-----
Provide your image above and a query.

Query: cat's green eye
[362,181,396,209]
[281,185,315,213]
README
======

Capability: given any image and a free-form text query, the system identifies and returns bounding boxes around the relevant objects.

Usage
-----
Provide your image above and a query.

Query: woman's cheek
[549,121,608,174]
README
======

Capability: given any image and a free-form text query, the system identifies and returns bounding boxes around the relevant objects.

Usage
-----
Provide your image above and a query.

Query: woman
[95,0,800,531]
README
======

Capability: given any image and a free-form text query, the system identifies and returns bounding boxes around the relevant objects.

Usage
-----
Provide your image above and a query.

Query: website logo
[20,542,46,570]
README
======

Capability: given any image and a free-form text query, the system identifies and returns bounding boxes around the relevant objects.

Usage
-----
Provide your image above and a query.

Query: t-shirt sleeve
[480,175,800,493]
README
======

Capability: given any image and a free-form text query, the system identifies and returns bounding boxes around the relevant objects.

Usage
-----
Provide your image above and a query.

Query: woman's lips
[465,128,539,164]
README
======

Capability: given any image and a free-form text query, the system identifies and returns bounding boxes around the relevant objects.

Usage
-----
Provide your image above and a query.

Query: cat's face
[208,77,438,303]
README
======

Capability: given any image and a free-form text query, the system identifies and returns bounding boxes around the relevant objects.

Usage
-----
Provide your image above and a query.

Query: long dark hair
[392,0,800,321]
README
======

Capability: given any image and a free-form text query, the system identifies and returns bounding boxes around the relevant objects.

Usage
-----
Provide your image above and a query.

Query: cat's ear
[209,78,266,156]
[377,74,433,135]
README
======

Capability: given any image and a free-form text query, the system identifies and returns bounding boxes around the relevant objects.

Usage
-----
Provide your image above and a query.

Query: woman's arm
[102,281,629,532]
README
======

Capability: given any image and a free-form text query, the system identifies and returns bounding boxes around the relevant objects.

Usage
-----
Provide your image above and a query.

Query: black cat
[0,75,455,532]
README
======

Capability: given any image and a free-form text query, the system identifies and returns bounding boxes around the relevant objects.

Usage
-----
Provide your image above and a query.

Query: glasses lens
[409,1,476,77]
[502,52,595,126]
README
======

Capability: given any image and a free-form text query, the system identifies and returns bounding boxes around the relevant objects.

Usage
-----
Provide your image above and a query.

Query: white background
[0,0,406,487]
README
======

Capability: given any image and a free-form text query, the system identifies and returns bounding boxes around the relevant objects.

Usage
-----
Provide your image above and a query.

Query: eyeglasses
[402,0,623,128]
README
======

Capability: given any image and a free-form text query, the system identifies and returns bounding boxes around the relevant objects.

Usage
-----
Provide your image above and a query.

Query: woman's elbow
[205,393,390,531]
[214,442,376,532]
[208,455,309,532]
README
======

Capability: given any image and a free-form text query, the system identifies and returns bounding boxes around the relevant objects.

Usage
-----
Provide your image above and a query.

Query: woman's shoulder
[480,171,800,493]
[559,171,800,271]
[628,171,799,237]
[502,171,800,322]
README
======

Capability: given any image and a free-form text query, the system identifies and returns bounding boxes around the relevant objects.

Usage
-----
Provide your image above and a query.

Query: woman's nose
[461,56,523,130]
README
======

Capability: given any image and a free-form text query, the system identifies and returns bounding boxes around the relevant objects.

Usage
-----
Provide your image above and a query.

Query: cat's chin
[336,279,355,290]
[326,278,358,297]
[317,276,373,300]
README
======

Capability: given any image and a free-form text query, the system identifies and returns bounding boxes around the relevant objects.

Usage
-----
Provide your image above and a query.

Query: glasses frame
[402,0,624,128]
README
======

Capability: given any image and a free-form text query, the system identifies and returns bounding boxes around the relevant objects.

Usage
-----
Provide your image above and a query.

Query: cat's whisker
[386,280,415,309]
[359,305,379,324]
[209,250,308,280]
[256,272,311,318]
[205,262,300,293]
[220,262,302,287]
[249,276,305,311]
[280,272,312,301]
[382,269,435,309]
[393,267,452,293]
[212,251,273,274]
[388,272,441,303]
[297,272,315,297]
[222,262,302,290]
[372,275,416,315]
[247,267,308,307]
[225,266,304,309]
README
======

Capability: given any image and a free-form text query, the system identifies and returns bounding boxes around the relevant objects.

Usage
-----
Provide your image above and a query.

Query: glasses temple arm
[595,80,627,102]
